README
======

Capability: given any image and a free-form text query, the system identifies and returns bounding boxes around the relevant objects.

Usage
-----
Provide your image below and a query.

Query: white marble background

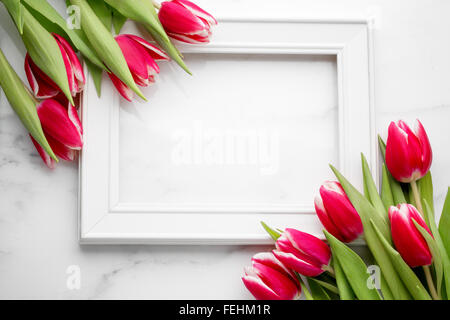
[1,0,449,299]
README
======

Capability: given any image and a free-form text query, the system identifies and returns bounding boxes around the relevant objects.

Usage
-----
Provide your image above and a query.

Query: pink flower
[385,119,432,183]
[273,228,331,277]
[242,252,300,300]
[25,33,85,99]
[314,181,363,243]
[30,99,83,169]
[108,34,169,101]
[158,0,217,44]
[389,204,433,267]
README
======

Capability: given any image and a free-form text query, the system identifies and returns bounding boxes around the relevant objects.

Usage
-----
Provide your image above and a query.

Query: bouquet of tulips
[243,120,450,300]
[0,0,216,168]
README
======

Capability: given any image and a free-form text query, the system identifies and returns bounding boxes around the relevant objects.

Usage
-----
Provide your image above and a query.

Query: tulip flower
[314,181,363,243]
[30,99,83,169]
[108,34,169,101]
[158,0,217,44]
[25,33,85,99]
[385,120,432,183]
[389,204,433,267]
[273,228,332,277]
[242,252,300,300]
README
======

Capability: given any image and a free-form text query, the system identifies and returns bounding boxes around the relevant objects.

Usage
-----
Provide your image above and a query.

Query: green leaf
[295,274,313,300]
[361,153,389,224]
[104,0,191,74]
[22,0,105,70]
[378,135,407,204]
[309,278,339,295]
[324,231,381,300]
[260,221,281,241]
[439,188,450,257]
[333,258,356,300]
[330,165,413,299]
[370,219,432,300]
[423,200,450,298]
[413,218,443,298]
[308,278,331,300]
[418,172,434,215]
[111,7,127,34]
[70,0,146,100]
[87,0,112,30]
[381,164,395,211]
[85,59,103,97]
[380,274,394,300]
[0,49,56,161]
[20,6,74,105]
[1,0,24,33]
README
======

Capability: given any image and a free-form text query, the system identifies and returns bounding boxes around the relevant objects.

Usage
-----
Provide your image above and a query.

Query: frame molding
[79,17,376,245]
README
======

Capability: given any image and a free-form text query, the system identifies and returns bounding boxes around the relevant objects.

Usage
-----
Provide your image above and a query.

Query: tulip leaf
[370,219,432,300]
[413,218,443,298]
[260,221,281,241]
[295,273,313,300]
[361,153,389,224]
[111,7,128,34]
[440,188,450,258]
[20,6,74,105]
[87,0,112,31]
[22,0,105,70]
[423,199,450,298]
[1,0,24,33]
[104,0,191,75]
[418,172,434,215]
[0,49,57,161]
[309,278,339,295]
[70,0,146,100]
[380,274,394,300]
[330,165,391,242]
[381,164,395,211]
[308,278,331,300]
[333,257,356,300]
[378,135,407,204]
[324,231,381,300]
[85,59,103,97]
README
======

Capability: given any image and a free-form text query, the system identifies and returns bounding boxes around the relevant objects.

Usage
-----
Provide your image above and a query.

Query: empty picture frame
[79,17,376,245]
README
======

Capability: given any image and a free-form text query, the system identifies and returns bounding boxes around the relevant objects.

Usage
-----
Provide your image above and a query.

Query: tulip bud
[24,33,85,99]
[31,99,83,169]
[158,0,217,44]
[0,48,56,161]
[108,34,169,101]
[385,120,432,183]
[389,204,433,267]
[314,181,363,243]
[273,228,331,277]
[242,252,300,300]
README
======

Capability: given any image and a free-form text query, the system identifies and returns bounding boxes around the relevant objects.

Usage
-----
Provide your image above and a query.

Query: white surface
[0,0,450,299]
[80,18,374,244]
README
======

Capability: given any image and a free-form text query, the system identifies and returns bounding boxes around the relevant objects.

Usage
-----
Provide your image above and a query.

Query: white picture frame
[79,17,376,245]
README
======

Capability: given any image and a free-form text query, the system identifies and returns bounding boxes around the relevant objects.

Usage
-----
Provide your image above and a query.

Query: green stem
[410,180,424,216]
[423,265,440,300]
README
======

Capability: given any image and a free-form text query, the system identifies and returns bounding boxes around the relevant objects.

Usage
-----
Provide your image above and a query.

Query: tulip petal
[46,134,76,161]
[252,252,297,284]
[159,1,208,35]
[168,32,211,44]
[175,0,217,26]
[126,35,170,61]
[37,99,83,149]
[30,135,56,169]
[414,119,433,175]
[242,275,281,300]
[273,250,324,277]
[285,228,332,266]
[314,195,346,241]
[24,54,60,99]
[108,73,134,102]
[115,35,150,83]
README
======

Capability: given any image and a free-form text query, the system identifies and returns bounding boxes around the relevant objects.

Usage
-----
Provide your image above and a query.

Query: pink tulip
[25,33,85,99]
[385,119,432,183]
[242,252,300,300]
[30,99,83,169]
[108,34,169,101]
[389,204,433,267]
[158,0,217,44]
[314,181,363,243]
[273,228,331,277]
